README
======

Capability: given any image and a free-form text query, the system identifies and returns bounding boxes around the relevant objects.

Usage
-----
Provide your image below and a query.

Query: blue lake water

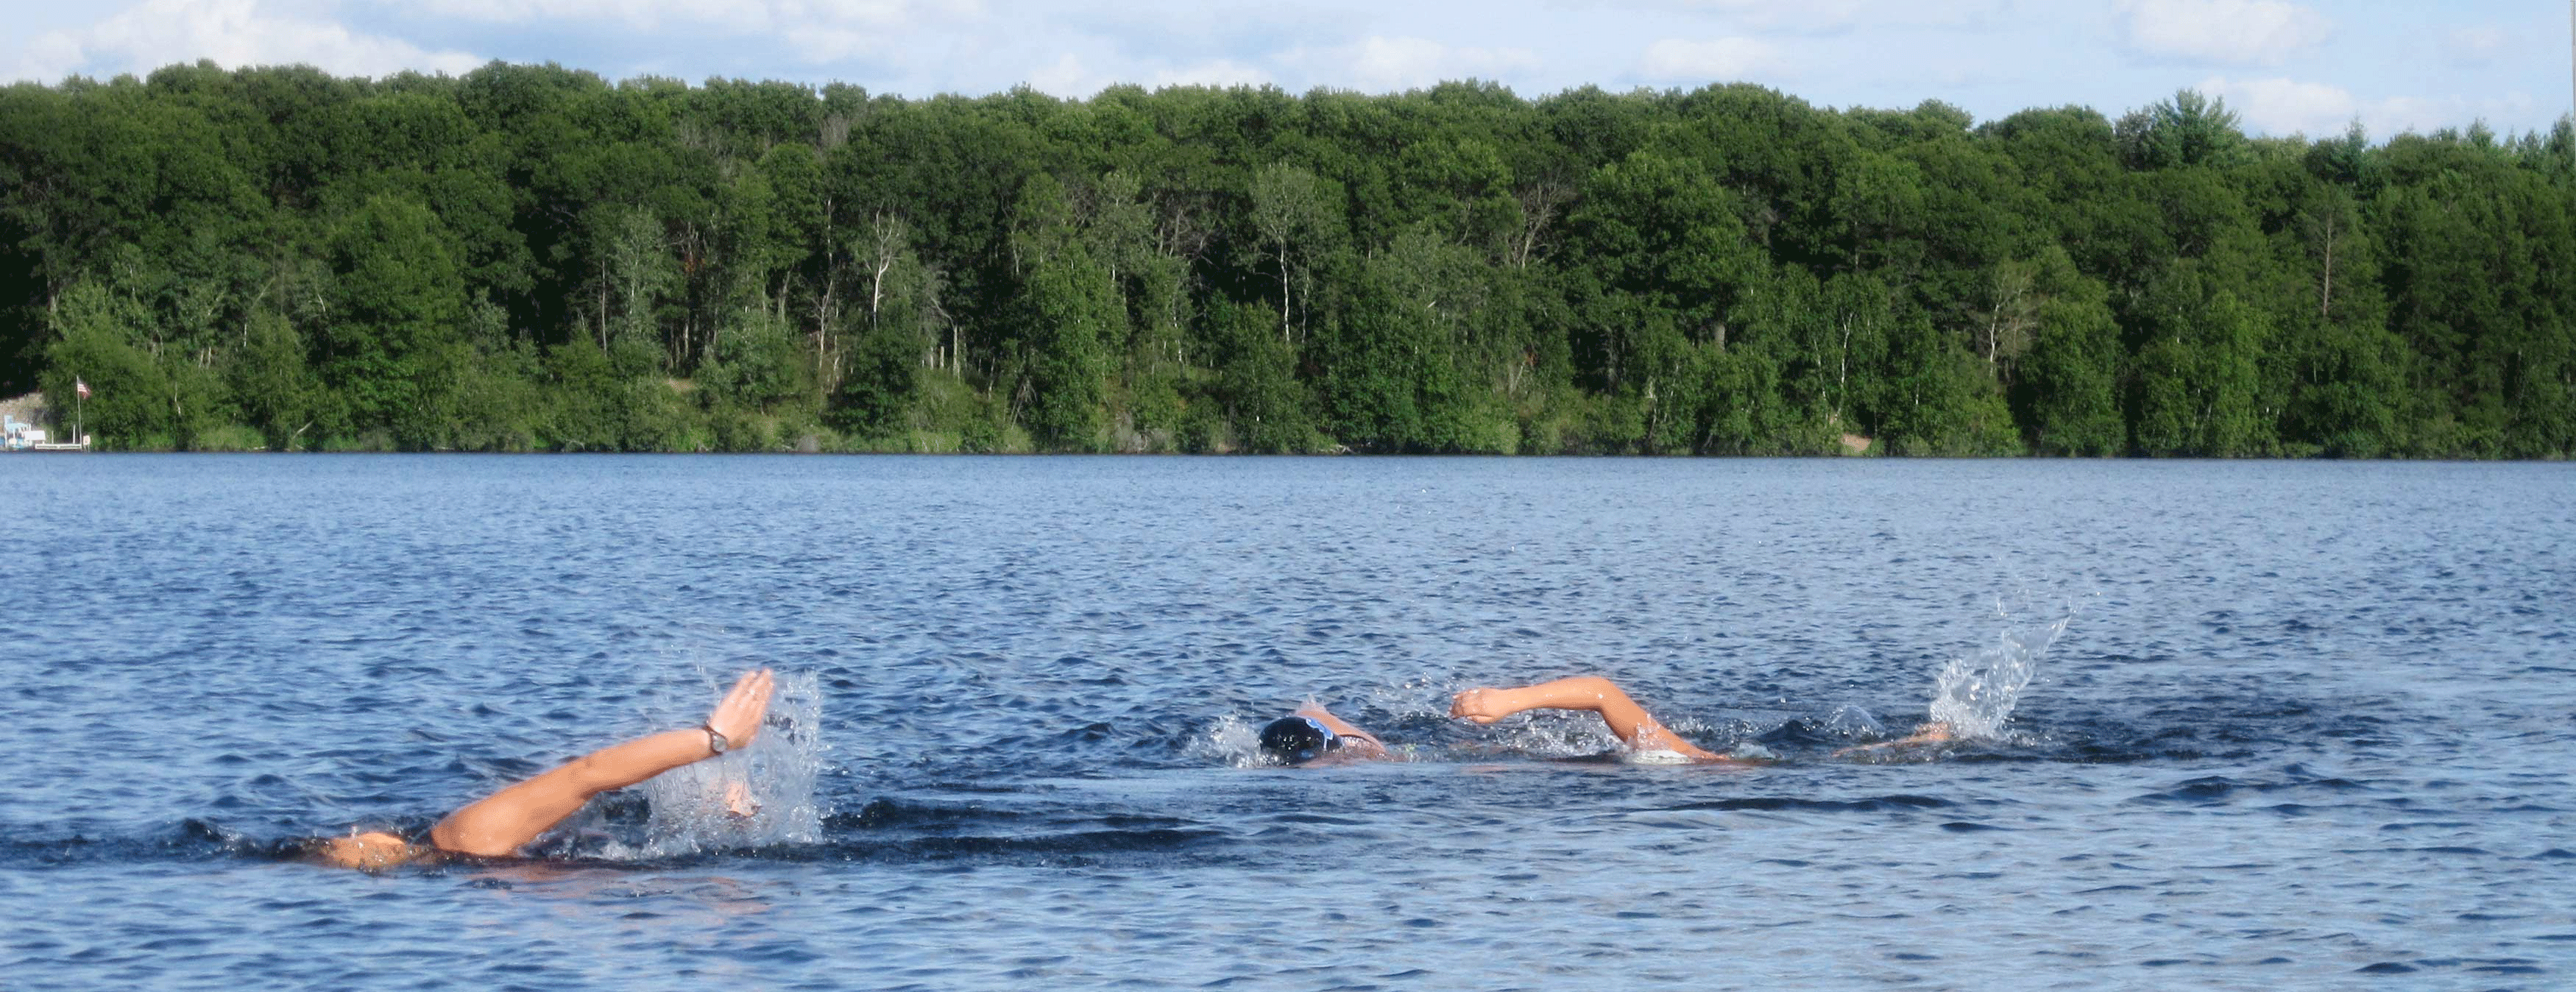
[2,455,2571,991]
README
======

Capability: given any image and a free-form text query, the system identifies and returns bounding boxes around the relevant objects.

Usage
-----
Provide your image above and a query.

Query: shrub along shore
[3,63,2572,456]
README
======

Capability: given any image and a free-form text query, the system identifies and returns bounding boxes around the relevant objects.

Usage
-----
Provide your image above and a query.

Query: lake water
[2,456,2571,991]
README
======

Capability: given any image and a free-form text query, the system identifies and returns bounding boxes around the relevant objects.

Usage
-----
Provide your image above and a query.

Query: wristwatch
[704,724,730,755]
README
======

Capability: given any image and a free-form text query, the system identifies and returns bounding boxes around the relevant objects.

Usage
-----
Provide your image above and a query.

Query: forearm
[432,727,719,856]
[1477,677,1630,718]
[1295,704,1375,741]
[555,729,723,794]
[1470,677,1714,759]
[1295,704,1387,757]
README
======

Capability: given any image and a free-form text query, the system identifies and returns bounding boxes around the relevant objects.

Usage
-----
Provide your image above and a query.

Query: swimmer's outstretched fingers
[708,668,776,751]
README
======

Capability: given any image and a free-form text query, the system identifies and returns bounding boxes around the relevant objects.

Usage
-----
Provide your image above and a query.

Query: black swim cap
[1259,716,1336,765]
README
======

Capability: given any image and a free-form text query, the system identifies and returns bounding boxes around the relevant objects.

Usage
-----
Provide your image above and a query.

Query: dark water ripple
[2,456,2572,990]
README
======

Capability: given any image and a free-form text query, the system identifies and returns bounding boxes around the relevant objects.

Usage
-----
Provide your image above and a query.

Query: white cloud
[5,0,480,82]
[783,28,890,64]
[2196,74,2351,135]
[1623,0,2008,33]
[2198,74,2525,138]
[1639,37,1780,82]
[1147,59,1269,90]
[1026,53,1093,97]
[373,0,983,64]
[2120,0,2328,66]
[1666,0,1864,31]
[2441,26,2507,66]
[5,32,89,84]
[386,0,916,31]
[1349,36,1446,91]
[1287,35,1538,93]
[997,52,1270,98]
[1,1,2559,138]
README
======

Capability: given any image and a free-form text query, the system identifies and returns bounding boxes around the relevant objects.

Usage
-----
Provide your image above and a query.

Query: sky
[2,0,2570,140]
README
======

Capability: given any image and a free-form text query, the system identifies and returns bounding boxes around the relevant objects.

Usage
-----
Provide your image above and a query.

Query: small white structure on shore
[4,414,86,451]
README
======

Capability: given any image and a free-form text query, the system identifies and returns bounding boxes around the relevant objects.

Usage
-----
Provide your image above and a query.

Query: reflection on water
[1,456,2572,991]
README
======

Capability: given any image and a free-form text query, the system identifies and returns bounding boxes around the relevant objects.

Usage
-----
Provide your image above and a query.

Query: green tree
[1012,175,1116,449]
[2131,267,2269,456]
[40,281,171,448]
[2011,250,2126,455]
[226,308,320,448]
[319,194,466,440]
[1249,161,1340,343]
[2117,90,2247,171]
[601,204,676,355]
[1214,299,1314,452]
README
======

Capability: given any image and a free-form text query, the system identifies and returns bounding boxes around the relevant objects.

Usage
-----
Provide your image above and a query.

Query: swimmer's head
[308,830,432,871]
[1259,716,1338,765]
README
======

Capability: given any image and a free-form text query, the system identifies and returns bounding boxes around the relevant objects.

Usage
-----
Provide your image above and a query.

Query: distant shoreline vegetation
[2,62,2572,456]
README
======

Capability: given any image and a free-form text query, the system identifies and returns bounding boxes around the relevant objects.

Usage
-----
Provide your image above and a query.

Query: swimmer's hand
[1831,722,1954,759]
[1448,687,1515,724]
[319,830,425,871]
[708,669,776,751]
[721,780,761,819]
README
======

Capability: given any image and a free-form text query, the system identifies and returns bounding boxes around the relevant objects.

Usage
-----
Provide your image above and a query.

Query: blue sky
[4,0,2569,139]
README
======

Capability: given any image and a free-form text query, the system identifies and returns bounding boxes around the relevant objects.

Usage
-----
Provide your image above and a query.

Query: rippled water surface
[4,456,2572,991]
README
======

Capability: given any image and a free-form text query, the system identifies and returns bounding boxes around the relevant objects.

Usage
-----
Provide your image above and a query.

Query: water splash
[1476,712,1627,759]
[1925,604,2073,741]
[1816,704,1888,740]
[621,670,827,857]
[1192,714,1271,768]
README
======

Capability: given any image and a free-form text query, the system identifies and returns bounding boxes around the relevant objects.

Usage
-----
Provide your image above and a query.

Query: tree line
[3,61,2572,456]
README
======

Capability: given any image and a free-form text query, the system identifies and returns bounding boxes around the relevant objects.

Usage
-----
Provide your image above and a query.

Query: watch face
[708,729,728,753]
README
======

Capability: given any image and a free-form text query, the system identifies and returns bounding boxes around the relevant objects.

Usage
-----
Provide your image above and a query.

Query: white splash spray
[1192,713,1272,768]
[1925,604,2073,741]
[621,669,827,857]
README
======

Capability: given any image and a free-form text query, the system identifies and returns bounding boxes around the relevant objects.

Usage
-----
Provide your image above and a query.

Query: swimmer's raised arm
[1294,702,1387,759]
[1450,676,1721,762]
[428,669,775,857]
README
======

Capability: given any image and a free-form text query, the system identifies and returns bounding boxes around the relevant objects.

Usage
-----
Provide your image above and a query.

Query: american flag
[75,378,89,400]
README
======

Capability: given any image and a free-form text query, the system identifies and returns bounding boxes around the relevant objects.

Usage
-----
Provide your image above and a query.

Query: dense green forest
[3,61,2572,455]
